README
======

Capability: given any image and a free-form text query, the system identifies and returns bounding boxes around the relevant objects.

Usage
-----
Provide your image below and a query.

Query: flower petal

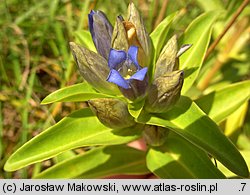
[108,49,127,69]
[88,10,95,41]
[128,46,139,68]
[130,67,148,81]
[107,69,130,89]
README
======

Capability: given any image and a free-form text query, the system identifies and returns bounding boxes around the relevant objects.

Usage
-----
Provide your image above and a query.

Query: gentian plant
[4,2,250,178]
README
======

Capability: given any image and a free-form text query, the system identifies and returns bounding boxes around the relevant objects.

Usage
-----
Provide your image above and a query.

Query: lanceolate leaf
[179,10,221,94]
[217,151,250,178]
[35,145,149,179]
[150,12,177,60]
[138,96,249,177]
[41,82,115,104]
[74,30,96,52]
[224,102,248,139]
[53,150,76,164]
[4,108,142,171]
[195,80,250,123]
[146,132,225,178]
[195,0,224,11]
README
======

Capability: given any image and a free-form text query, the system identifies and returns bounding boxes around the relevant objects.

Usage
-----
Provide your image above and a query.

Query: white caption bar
[0,179,249,195]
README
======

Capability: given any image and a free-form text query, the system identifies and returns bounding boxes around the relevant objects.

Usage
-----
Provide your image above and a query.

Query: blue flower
[87,8,149,100]
[107,45,148,100]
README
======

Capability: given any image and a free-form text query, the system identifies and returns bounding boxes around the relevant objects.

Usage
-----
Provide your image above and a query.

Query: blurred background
[0,0,249,178]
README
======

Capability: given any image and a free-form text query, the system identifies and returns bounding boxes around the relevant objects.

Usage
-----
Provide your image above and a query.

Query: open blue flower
[87,9,149,100]
[107,46,148,100]
[107,46,148,89]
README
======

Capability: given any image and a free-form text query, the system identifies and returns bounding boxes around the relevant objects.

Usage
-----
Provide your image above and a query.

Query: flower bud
[88,98,135,129]
[143,125,169,146]
[70,42,119,95]
[154,35,178,79]
[88,10,113,60]
[111,16,129,51]
[154,35,192,79]
[145,70,184,113]
[128,2,152,67]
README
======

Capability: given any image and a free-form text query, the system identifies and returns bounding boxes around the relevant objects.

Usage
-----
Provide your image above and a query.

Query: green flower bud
[154,35,178,79]
[70,42,119,95]
[88,98,135,129]
[111,16,129,51]
[88,10,113,60]
[128,2,152,67]
[145,70,184,113]
[143,125,169,146]
[110,3,152,67]
[154,35,192,79]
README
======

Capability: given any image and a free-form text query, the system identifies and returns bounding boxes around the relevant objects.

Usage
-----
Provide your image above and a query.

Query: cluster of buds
[70,3,191,146]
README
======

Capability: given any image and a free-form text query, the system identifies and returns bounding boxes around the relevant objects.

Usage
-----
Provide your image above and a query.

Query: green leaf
[179,10,221,94]
[53,150,76,164]
[217,151,250,178]
[195,80,250,123]
[149,12,177,78]
[4,108,142,171]
[41,82,115,104]
[150,12,177,60]
[35,145,149,178]
[195,0,224,11]
[237,134,250,151]
[73,30,96,52]
[138,96,249,178]
[147,132,225,178]
[224,102,248,138]
[128,99,145,119]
